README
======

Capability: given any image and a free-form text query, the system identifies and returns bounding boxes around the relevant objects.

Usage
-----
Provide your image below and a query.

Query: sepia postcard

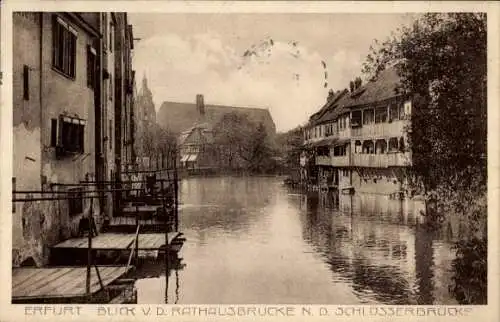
[0,1,499,322]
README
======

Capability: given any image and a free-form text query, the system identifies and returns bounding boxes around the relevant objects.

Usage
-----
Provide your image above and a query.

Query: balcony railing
[351,120,408,138]
[315,156,331,166]
[331,156,350,167]
[387,152,412,167]
[338,128,351,139]
[352,152,412,168]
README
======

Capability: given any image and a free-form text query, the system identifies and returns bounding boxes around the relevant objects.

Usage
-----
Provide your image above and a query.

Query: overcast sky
[129,13,417,132]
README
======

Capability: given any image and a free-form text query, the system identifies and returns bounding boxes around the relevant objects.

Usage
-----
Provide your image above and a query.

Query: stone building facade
[12,12,135,267]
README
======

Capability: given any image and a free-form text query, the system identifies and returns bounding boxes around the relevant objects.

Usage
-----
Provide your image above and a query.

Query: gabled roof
[309,67,402,126]
[342,67,401,108]
[309,89,349,126]
[157,101,276,135]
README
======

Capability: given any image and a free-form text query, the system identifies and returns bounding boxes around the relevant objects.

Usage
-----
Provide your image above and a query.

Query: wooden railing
[352,154,388,168]
[315,156,331,166]
[126,223,141,271]
[387,152,412,167]
[331,156,350,167]
[351,120,408,138]
[352,152,412,168]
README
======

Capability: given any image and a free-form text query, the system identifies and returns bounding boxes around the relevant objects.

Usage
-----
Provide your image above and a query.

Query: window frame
[52,15,77,79]
[59,116,86,154]
[87,45,97,89]
[23,65,30,100]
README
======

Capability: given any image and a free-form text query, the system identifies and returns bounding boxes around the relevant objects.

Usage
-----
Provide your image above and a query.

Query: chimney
[327,89,335,102]
[196,94,205,117]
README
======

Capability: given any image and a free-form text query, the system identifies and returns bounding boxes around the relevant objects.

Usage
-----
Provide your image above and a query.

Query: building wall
[40,13,96,186]
[102,12,116,218]
[12,13,102,267]
[12,13,43,261]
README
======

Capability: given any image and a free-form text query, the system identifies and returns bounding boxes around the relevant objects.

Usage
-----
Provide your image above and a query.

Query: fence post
[86,196,94,302]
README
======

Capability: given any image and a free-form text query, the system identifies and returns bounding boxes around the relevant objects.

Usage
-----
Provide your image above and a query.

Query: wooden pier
[52,232,183,250]
[12,165,182,304]
[12,266,133,304]
[106,217,172,233]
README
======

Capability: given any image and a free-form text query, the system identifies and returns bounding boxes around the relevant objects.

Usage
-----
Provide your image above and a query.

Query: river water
[135,176,459,304]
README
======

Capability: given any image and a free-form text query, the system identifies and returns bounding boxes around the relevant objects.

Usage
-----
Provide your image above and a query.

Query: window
[87,45,96,89]
[317,147,329,156]
[375,106,388,123]
[399,137,406,152]
[354,140,362,153]
[388,137,399,152]
[351,110,362,128]
[362,140,374,154]
[399,103,405,119]
[68,188,83,216]
[375,139,387,154]
[363,109,374,125]
[23,65,29,100]
[52,16,77,78]
[333,144,347,156]
[59,117,85,153]
[50,119,58,147]
[389,103,399,122]
[404,101,412,116]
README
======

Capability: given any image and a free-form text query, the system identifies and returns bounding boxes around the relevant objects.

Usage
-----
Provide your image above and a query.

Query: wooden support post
[135,205,139,264]
[86,196,94,302]
[173,155,179,232]
[94,264,105,290]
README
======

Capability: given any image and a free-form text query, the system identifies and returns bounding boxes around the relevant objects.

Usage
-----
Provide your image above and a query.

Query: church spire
[142,73,148,92]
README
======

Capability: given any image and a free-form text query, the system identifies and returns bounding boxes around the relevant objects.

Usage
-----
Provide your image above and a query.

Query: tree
[354,77,362,89]
[275,125,304,174]
[362,13,487,304]
[213,112,274,173]
[363,13,486,203]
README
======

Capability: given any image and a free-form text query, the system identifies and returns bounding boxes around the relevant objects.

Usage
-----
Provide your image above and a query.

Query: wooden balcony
[331,156,350,167]
[316,156,331,166]
[338,128,351,139]
[387,152,412,167]
[352,152,412,168]
[351,120,408,139]
[352,154,387,168]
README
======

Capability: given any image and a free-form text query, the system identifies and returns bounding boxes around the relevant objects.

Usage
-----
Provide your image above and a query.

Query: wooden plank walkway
[122,205,163,212]
[12,266,131,302]
[109,217,168,226]
[52,233,182,250]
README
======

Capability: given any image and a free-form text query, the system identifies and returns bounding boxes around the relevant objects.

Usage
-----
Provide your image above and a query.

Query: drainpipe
[39,14,44,190]
[94,15,104,221]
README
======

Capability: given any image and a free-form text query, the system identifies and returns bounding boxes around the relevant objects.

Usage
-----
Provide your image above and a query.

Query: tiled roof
[157,101,276,135]
[309,89,349,125]
[309,67,402,125]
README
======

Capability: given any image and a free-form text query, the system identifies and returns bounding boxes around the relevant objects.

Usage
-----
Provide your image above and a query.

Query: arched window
[362,140,374,154]
[375,139,387,154]
[388,137,399,152]
[355,140,362,153]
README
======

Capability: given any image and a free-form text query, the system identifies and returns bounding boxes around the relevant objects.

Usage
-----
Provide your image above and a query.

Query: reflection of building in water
[339,193,425,225]
[300,191,455,304]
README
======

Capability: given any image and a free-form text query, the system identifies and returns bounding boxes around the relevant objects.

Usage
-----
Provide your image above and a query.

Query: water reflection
[135,176,458,304]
